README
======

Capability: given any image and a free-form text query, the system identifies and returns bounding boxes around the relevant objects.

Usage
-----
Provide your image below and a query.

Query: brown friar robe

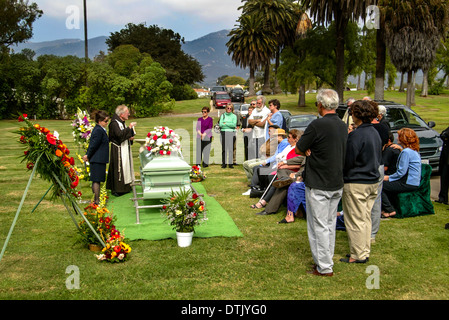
[106,114,135,195]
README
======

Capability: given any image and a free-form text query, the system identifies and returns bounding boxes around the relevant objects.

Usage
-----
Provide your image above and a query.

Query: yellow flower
[175,210,182,216]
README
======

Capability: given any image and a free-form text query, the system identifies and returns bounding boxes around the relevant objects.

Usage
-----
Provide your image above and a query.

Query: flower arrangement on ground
[161,188,206,233]
[190,165,206,182]
[78,186,111,245]
[95,230,132,263]
[78,203,115,246]
[71,108,94,151]
[16,113,82,200]
[145,126,181,156]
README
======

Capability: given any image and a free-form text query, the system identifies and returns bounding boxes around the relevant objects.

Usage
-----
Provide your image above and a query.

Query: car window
[290,116,316,127]
[216,94,230,99]
[241,105,248,112]
[386,108,428,130]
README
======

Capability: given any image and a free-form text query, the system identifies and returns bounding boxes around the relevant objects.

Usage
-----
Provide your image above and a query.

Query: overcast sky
[30,0,243,42]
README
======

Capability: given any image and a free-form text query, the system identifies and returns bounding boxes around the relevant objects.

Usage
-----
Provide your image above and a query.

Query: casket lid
[142,155,191,172]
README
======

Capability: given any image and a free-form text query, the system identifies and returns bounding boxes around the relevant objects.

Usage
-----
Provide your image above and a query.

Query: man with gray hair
[106,105,136,196]
[296,89,348,277]
[248,95,270,158]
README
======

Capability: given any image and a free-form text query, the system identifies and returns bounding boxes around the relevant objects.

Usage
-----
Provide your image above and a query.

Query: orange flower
[55,149,63,157]
[34,124,40,130]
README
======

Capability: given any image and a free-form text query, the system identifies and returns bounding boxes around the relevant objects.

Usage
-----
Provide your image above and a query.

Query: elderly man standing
[248,95,270,159]
[296,89,348,277]
[106,105,136,196]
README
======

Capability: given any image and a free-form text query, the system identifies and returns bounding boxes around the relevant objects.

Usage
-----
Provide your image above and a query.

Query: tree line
[227,0,449,107]
[0,1,203,119]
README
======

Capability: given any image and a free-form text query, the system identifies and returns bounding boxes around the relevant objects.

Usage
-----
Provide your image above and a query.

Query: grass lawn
[0,90,448,301]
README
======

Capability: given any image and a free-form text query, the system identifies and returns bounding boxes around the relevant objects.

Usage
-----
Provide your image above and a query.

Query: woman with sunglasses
[83,110,110,205]
[219,103,237,168]
[196,106,213,167]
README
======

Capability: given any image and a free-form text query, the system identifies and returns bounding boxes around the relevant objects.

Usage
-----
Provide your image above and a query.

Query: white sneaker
[242,189,251,196]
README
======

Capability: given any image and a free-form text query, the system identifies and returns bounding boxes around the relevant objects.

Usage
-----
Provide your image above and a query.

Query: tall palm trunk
[249,66,256,96]
[297,84,306,107]
[375,28,386,100]
[406,70,415,107]
[421,69,429,97]
[262,62,272,95]
[273,50,282,94]
[335,8,347,103]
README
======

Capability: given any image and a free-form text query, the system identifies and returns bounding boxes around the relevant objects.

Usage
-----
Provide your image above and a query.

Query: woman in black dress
[83,110,110,204]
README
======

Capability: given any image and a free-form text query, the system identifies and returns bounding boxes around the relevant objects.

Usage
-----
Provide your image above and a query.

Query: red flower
[192,193,198,199]
[69,157,75,165]
[114,246,121,253]
[159,150,164,155]
[146,146,152,152]
[70,176,79,188]
[162,205,167,210]
[162,134,167,139]
[147,132,151,138]
[187,201,195,207]
[167,150,171,155]
[26,162,34,170]
[153,135,158,141]
[46,133,57,145]
[20,136,26,144]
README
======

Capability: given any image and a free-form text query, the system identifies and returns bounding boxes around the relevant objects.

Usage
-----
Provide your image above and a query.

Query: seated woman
[381,128,421,218]
[252,130,304,212]
[278,173,306,224]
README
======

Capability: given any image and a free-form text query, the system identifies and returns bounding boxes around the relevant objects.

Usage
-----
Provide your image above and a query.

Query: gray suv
[337,100,443,172]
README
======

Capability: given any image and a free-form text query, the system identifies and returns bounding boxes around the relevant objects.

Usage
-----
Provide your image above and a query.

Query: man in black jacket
[437,127,449,205]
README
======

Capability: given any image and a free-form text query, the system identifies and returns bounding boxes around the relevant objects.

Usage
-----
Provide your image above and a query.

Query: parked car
[286,114,319,132]
[212,91,231,108]
[210,86,227,99]
[230,87,245,103]
[337,100,443,172]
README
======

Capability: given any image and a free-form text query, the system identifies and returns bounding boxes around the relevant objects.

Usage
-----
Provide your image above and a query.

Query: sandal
[250,200,266,209]
[278,211,294,224]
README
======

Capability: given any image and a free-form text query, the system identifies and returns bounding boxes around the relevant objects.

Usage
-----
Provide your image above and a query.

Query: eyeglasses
[250,103,256,105]
[202,111,208,113]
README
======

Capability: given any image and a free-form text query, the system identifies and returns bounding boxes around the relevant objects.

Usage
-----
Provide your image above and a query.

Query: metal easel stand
[51,173,105,247]
[0,154,42,263]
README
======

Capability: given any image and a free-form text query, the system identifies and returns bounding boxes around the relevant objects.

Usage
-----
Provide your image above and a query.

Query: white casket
[138,148,191,200]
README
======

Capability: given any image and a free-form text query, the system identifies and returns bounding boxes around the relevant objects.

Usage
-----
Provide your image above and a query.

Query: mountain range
[12,30,249,87]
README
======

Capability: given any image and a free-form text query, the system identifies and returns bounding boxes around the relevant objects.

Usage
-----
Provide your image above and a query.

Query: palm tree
[302,0,377,102]
[239,0,301,94]
[382,0,449,106]
[227,14,277,95]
